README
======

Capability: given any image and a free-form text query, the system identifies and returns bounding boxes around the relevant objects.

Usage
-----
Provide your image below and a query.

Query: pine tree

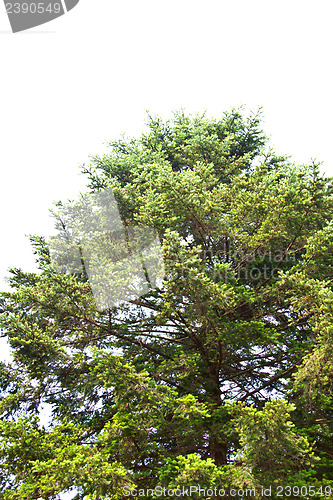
[1,109,333,499]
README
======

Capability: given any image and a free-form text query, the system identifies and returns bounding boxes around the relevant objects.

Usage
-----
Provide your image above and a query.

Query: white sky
[0,2,332,496]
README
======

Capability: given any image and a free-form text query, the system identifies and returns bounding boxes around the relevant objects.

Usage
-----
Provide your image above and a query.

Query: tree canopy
[1,109,333,499]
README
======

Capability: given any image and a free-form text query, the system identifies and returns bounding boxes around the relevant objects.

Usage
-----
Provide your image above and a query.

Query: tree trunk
[210,436,227,465]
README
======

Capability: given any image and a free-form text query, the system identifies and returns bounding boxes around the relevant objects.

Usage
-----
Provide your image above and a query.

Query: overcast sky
[0,0,332,331]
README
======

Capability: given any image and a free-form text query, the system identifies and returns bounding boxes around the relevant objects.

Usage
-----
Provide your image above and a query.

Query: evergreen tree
[1,109,333,499]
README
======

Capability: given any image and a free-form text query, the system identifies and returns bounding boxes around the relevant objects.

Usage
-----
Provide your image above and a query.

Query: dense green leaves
[1,109,333,498]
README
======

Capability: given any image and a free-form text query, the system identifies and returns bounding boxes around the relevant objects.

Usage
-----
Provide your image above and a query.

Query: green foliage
[227,400,315,486]
[1,109,333,498]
